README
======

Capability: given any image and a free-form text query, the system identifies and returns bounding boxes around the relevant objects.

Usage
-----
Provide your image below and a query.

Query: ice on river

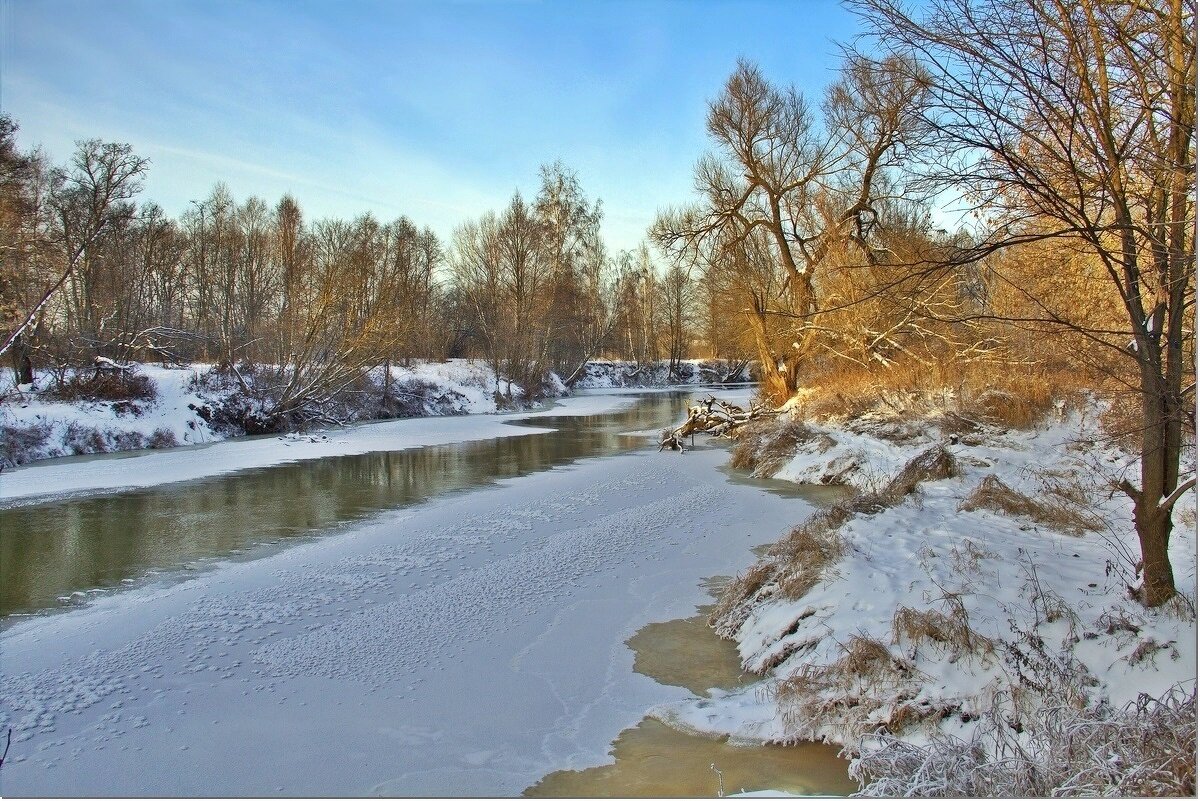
[0,395,807,796]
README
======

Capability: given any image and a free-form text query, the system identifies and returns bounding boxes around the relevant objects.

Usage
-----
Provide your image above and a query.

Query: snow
[0,360,529,470]
[572,359,751,389]
[0,389,828,796]
[654,402,1198,762]
[0,364,224,457]
[0,363,641,506]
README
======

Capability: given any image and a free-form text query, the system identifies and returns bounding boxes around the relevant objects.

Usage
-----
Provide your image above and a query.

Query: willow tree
[652,56,930,402]
[851,0,1196,606]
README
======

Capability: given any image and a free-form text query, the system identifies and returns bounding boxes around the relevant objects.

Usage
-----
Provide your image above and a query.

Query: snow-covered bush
[851,687,1197,797]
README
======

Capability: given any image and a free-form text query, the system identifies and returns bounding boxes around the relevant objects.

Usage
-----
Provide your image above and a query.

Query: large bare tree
[652,57,930,402]
[850,0,1197,605]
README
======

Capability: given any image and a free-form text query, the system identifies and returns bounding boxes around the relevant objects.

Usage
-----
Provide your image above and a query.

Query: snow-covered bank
[0,394,830,796]
[0,391,644,506]
[0,360,525,470]
[571,358,751,389]
[654,400,1197,788]
[0,358,746,474]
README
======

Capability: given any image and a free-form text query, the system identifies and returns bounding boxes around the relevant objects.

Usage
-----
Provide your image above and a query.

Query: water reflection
[1,394,693,618]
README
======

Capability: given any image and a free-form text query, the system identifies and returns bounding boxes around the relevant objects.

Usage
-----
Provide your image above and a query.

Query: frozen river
[0,390,848,796]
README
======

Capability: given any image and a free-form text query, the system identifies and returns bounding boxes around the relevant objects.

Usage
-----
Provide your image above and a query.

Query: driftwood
[659,394,776,452]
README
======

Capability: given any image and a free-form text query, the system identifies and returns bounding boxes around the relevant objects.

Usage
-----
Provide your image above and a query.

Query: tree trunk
[1134,363,1178,606]
[10,333,33,385]
[1137,505,1176,607]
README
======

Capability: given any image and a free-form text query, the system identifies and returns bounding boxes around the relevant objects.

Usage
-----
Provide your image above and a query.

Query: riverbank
[0,360,525,469]
[657,393,1197,794]
[0,358,748,471]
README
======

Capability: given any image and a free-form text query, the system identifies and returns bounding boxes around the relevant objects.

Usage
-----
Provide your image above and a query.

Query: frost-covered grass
[851,686,1196,797]
[655,395,1197,795]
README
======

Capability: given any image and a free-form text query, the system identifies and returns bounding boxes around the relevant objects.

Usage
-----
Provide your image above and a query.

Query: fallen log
[658,394,777,452]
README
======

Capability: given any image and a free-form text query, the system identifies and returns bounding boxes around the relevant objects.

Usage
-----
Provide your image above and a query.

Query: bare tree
[653,57,930,402]
[0,116,48,384]
[1,139,147,362]
[850,0,1197,605]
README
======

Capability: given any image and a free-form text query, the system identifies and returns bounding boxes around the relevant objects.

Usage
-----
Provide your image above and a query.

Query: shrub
[62,422,108,455]
[0,422,52,467]
[851,687,1197,797]
[147,427,178,449]
[50,371,156,404]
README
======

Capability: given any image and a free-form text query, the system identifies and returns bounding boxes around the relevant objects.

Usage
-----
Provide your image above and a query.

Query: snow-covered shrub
[48,371,156,404]
[61,421,108,454]
[850,687,1197,797]
[147,427,178,449]
[0,422,52,468]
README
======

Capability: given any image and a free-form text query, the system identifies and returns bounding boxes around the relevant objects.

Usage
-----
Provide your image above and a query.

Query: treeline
[0,126,731,407]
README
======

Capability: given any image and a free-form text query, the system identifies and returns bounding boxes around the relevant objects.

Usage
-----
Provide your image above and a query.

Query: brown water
[525,587,856,797]
[525,718,856,797]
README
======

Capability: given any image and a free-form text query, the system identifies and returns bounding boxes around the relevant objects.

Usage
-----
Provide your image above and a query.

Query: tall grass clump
[730,417,814,477]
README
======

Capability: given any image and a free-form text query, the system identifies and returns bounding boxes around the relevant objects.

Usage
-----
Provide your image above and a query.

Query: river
[0,390,852,796]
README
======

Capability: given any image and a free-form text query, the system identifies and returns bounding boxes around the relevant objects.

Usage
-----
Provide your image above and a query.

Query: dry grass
[708,561,777,636]
[729,417,813,477]
[852,687,1197,797]
[892,597,995,660]
[774,518,848,600]
[959,474,1096,535]
[716,444,960,635]
[776,635,925,741]
[791,351,1092,433]
[710,504,851,634]
[878,445,957,503]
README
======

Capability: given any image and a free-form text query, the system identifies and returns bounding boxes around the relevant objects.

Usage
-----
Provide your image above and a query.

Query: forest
[0,138,715,411]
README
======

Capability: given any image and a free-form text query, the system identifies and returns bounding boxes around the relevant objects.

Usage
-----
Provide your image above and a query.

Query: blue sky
[3,0,861,252]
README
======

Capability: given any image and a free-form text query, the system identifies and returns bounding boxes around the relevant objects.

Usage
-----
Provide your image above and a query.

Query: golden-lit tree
[851,0,1197,605]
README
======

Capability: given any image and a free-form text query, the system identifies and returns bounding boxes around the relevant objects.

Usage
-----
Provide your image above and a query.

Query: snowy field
[0,388,830,796]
